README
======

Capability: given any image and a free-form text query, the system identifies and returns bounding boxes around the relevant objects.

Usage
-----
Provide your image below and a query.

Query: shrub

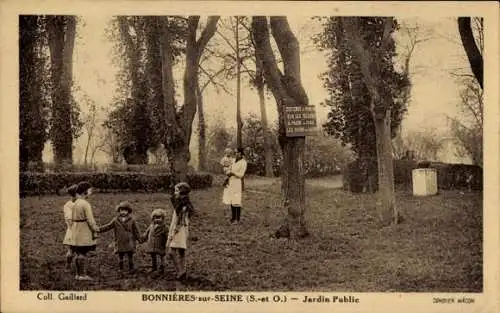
[102,163,172,173]
[394,159,418,186]
[421,162,482,190]
[19,172,213,197]
[343,159,483,193]
[42,163,173,173]
[342,157,378,193]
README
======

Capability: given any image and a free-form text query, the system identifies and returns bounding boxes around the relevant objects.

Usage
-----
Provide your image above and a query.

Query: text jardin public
[142,293,360,303]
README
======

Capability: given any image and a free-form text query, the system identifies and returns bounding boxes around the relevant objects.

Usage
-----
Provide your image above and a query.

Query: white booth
[412,168,438,196]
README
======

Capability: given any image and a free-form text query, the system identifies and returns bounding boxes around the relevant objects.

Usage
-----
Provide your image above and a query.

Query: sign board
[284,105,318,137]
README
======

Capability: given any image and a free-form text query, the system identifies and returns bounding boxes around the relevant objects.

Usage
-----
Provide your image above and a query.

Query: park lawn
[20,179,482,292]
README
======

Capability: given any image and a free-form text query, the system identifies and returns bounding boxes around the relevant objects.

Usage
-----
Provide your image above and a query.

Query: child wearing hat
[168,182,195,281]
[141,208,168,275]
[99,201,141,274]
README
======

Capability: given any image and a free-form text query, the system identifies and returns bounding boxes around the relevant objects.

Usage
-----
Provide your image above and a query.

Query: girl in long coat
[69,181,100,280]
[223,148,248,223]
[99,201,141,274]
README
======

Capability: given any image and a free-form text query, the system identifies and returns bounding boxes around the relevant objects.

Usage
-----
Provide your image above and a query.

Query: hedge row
[39,163,175,173]
[417,162,483,190]
[343,159,482,193]
[20,172,213,197]
[207,159,341,178]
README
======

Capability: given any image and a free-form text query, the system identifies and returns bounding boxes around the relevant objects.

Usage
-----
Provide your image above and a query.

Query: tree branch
[270,16,309,106]
[341,18,378,100]
[197,16,220,52]
[251,16,288,105]
[199,65,232,95]
[458,17,483,89]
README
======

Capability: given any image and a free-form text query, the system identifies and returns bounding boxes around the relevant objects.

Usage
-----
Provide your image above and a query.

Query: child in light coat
[167,182,195,281]
[63,184,78,268]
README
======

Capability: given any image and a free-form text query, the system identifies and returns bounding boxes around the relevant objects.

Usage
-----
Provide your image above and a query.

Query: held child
[220,148,235,188]
[99,201,141,274]
[167,182,195,281]
[141,209,168,275]
[63,184,78,269]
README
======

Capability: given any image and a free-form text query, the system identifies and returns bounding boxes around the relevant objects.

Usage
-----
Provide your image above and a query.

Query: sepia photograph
[2,1,499,312]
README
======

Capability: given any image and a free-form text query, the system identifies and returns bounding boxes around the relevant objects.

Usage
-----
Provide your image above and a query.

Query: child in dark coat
[99,201,141,274]
[141,208,168,275]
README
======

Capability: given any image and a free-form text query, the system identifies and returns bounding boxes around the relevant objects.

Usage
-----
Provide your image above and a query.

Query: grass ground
[20,176,482,292]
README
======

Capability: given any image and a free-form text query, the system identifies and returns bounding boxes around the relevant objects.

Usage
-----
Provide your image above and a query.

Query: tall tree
[254,51,274,177]
[458,17,483,89]
[117,17,153,164]
[252,16,309,238]
[19,15,48,171]
[316,17,409,193]
[235,17,243,149]
[46,15,77,165]
[214,17,275,177]
[448,17,483,166]
[160,16,220,183]
[106,16,185,164]
[342,17,406,224]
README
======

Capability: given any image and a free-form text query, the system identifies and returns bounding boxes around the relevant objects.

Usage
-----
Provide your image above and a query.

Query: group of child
[63,181,195,281]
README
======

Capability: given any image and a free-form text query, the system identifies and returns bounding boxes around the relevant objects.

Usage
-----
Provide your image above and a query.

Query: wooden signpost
[284,105,318,137]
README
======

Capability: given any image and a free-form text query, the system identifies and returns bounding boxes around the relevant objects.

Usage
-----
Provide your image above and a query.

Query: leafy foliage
[19,15,83,169]
[45,15,81,164]
[205,113,353,177]
[315,17,410,160]
[19,15,49,170]
[104,16,188,163]
[448,77,483,167]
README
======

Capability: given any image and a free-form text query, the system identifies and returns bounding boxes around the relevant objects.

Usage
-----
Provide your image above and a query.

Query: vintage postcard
[1,0,499,312]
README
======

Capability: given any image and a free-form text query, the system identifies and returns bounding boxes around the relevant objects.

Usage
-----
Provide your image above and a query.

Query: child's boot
[65,251,73,269]
[150,254,158,273]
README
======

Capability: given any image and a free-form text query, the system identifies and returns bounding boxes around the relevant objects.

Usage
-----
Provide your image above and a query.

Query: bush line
[20,172,213,197]
[343,159,482,192]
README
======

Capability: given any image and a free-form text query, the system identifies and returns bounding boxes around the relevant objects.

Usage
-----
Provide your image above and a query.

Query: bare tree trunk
[47,15,76,165]
[83,129,92,165]
[373,111,397,224]
[159,17,178,182]
[253,16,309,239]
[256,55,274,177]
[235,16,243,149]
[161,16,219,184]
[343,17,399,224]
[197,82,207,171]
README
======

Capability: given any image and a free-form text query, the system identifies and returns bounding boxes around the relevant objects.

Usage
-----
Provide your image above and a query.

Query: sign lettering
[284,105,318,137]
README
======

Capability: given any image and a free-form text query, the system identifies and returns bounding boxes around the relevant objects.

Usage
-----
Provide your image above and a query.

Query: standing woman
[223,148,248,223]
[70,181,100,280]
